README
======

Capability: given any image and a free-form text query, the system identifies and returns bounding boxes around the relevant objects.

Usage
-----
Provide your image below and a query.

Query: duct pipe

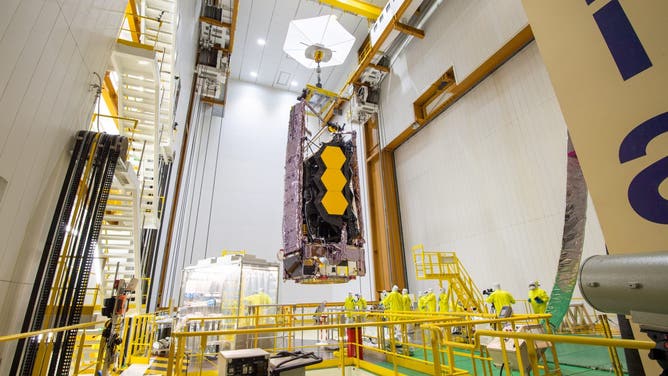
[579,252,668,317]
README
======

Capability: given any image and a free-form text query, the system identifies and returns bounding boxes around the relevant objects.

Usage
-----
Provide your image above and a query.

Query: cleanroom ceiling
[230,0,386,92]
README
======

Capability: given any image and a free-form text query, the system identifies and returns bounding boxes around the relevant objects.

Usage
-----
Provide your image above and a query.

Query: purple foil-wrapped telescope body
[281,101,366,284]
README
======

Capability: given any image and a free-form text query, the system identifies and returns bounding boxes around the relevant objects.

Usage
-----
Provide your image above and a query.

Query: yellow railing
[474,329,654,376]
[119,12,164,49]
[121,314,156,366]
[168,310,469,376]
[0,320,107,375]
[165,308,656,376]
[1,303,655,375]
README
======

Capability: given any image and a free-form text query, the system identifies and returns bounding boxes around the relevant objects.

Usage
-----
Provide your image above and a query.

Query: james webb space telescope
[280,100,365,284]
[279,14,365,284]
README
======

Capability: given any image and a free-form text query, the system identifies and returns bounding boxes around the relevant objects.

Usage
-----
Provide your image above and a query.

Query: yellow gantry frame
[125,0,141,43]
[413,67,455,125]
[316,0,383,20]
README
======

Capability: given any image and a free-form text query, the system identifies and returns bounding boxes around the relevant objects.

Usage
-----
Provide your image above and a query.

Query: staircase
[143,0,177,157]
[92,0,177,310]
[98,159,142,306]
[412,244,487,313]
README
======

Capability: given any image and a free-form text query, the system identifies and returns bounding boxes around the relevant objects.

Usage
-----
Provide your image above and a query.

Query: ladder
[412,244,487,313]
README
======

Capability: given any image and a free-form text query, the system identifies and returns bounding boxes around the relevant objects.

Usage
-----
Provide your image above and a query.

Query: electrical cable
[168,98,203,305]
[182,103,208,268]
[270,351,320,370]
[190,104,215,264]
[172,98,203,285]
[92,72,102,132]
[13,132,94,376]
[204,110,224,258]
[13,132,124,375]
[146,157,172,311]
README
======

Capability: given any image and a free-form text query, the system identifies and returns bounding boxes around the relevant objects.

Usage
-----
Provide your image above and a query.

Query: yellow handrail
[475,329,655,350]
[0,320,106,343]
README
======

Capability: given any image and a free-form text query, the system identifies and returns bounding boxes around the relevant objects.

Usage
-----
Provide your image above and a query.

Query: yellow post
[338,327,345,376]
[95,334,107,374]
[253,306,259,348]
[444,328,455,374]
[513,337,527,376]
[166,335,175,376]
[469,345,479,376]
[525,339,542,376]
[499,334,512,376]
[72,329,87,375]
[544,322,562,374]
[389,325,398,374]
[430,326,442,375]
[599,314,624,376]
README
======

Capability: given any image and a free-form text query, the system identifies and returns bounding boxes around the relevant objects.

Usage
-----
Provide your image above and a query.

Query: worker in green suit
[527,281,549,314]
[344,292,356,321]
[485,283,515,315]
[354,293,367,311]
[401,288,412,313]
[244,288,273,324]
[385,285,404,321]
[425,288,437,312]
[418,291,428,312]
[438,287,448,312]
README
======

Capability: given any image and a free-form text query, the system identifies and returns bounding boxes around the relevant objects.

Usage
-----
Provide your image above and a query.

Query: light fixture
[250,71,258,77]
[138,60,150,65]
[283,15,355,88]
[291,80,298,87]
[257,38,266,46]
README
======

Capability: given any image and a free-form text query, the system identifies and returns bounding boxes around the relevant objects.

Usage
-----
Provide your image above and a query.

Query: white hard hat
[402,288,408,294]
[492,283,501,291]
[392,285,399,292]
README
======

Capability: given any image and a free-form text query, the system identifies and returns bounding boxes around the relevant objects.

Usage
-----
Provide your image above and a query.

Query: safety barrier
[0,304,655,375]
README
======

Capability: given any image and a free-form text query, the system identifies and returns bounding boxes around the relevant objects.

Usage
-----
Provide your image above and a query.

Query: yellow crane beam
[316,0,383,20]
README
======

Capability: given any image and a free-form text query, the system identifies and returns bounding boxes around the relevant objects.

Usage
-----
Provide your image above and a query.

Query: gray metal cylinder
[579,252,668,315]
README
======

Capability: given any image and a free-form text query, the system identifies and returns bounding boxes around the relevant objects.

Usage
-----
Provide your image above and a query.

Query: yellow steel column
[125,0,141,43]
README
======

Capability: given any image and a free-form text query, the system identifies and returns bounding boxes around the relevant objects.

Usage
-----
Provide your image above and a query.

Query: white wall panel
[0,0,22,41]
[0,0,126,345]
[380,0,529,145]
[393,44,606,309]
[0,1,45,101]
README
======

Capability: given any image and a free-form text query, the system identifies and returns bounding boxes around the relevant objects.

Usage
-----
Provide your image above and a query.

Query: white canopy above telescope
[283,15,356,69]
